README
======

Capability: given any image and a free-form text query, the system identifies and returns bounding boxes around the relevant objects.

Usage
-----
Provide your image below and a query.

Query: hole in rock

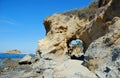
[19,61,32,65]
[104,67,111,73]
[67,39,84,60]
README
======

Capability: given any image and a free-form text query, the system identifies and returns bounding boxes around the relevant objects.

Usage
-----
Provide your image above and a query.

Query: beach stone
[19,55,32,65]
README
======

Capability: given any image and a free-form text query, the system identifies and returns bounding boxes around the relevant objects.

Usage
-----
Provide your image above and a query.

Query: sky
[0,0,92,53]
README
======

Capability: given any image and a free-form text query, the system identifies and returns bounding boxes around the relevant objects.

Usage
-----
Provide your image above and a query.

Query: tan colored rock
[37,14,90,60]
[4,49,22,54]
[37,12,106,60]
[36,0,120,59]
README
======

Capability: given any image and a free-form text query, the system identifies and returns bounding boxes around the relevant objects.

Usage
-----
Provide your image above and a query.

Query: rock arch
[37,14,107,60]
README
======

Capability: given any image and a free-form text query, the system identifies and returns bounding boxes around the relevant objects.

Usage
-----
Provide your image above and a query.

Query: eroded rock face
[37,0,113,60]
[37,14,89,60]
[37,0,120,60]
[33,0,120,78]
[38,12,108,60]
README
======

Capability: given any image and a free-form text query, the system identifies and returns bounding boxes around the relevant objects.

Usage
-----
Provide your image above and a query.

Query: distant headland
[4,49,22,54]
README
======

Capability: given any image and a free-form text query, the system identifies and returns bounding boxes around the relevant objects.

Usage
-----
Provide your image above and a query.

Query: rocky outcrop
[23,0,120,78]
[37,14,89,60]
[37,0,113,60]
[4,49,22,54]
[19,55,32,65]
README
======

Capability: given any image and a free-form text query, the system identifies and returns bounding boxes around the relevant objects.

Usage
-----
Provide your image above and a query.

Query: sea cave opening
[67,38,84,60]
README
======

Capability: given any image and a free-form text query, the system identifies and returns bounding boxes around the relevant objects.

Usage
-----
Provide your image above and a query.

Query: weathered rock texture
[38,14,88,60]
[37,0,117,60]
[84,18,120,77]
[26,0,120,78]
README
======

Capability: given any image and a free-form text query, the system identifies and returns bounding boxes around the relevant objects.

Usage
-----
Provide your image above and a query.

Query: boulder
[53,60,97,78]
[19,55,32,65]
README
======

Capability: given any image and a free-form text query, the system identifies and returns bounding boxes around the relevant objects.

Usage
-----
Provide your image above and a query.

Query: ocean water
[0,53,35,59]
[0,58,3,65]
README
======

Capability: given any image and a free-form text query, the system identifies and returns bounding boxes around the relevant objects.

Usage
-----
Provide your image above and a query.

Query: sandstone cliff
[23,0,120,78]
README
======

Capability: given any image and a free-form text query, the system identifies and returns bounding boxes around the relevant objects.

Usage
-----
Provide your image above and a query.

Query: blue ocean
[0,53,35,59]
